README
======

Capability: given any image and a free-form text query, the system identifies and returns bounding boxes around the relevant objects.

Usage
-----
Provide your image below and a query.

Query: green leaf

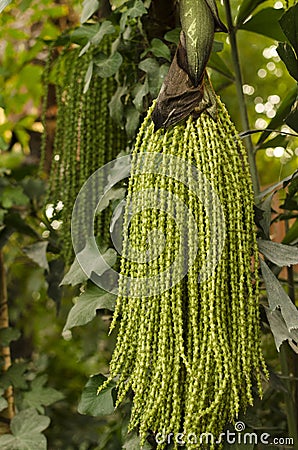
[61,244,117,286]
[236,0,267,26]
[0,327,21,347]
[94,52,123,78]
[12,409,50,435]
[63,284,116,334]
[240,8,286,41]
[22,375,64,413]
[90,20,115,45]
[266,307,298,352]
[257,86,297,144]
[258,239,298,266]
[78,374,115,417]
[0,0,12,14]
[70,24,100,45]
[279,4,298,53]
[81,0,100,24]
[208,52,234,80]
[212,40,224,52]
[164,28,181,45]
[277,42,298,81]
[123,432,151,450]
[0,363,28,390]
[125,105,140,139]
[0,409,50,450]
[23,241,49,271]
[285,99,298,132]
[1,185,29,209]
[256,134,288,150]
[139,58,169,98]
[109,85,128,125]
[110,0,129,7]
[132,79,149,112]
[148,38,171,61]
[97,188,126,212]
[283,219,298,245]
[258,194,273,238]
[120,0,147,31]
[83,61,93,94]
[260,259,298,333]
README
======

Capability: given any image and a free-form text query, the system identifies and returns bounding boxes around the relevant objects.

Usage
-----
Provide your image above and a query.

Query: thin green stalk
[223,0,260,197]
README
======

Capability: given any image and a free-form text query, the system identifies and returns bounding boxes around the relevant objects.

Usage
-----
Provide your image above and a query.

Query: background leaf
[0,0,12,14]
[0,327,21,347]
[239,8,286,41]
[258,239,298,266]
[81,0,100,24]
[22,375,64,413]
[277,42,298,81]
[23,241,49,271]
[236,0,267,26]
[0,409,50,450]
[279,3,298,53]
[63,284,116,334]
[61,245,117,286]
[94,52,123,78]
[260,259,298,333]
[78,374,116,416]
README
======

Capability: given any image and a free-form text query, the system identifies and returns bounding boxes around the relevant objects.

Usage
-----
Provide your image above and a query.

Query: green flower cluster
[105,98,268,448]
[41,39,127,263]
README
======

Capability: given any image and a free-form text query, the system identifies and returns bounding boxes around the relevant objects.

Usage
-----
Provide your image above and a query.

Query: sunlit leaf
[81,0,100,24]
[0,0,12,14]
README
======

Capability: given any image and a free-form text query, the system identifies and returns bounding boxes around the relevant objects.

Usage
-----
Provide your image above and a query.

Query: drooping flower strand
[41,39,127,264]
[100,95,268,448]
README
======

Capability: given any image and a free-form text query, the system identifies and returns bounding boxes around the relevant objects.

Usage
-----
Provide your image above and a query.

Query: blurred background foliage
[0,0,297,449]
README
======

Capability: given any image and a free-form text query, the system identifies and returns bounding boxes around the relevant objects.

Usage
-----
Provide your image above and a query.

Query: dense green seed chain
[102,96,268,449]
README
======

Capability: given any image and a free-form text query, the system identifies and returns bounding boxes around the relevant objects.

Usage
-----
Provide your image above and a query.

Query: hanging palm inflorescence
[105,98,267,448]
[98,1,268,447]
[41,38,127,264]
